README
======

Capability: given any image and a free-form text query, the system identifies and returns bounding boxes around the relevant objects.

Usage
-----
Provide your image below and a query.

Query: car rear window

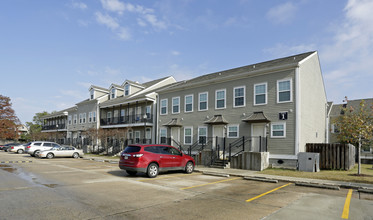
[43,143,52,147]
[124,146,141,153]
[34,142,42,146]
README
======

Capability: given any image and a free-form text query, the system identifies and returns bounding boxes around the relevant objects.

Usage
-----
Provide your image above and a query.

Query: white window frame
[68,115,72,125]
[79,113,83,124]
[73,114,77,124]
[233,86,246,108]
[184,94,194,113]
[227,125,239,138]
[107,112,112,123]
[198,126,208,144]
[184,127,193,145]
[90,90,94,100]
[198,92,208,111]
[82,113,86,124]
[271,122,286,138]
[88,112,92,123]
[93,111,96,122]
[277,78,292,103]
[124,84,130,96]
[160,99,168,115]
[111,88,116,99]
[160,127,167,144]
[254,82,267,106]
[172,96,180,114]
[135,131,140,143]
[215,89,226,109]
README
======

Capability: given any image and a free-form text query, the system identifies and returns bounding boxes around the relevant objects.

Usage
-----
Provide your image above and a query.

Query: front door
[212,125,225,150]
[252,123,266,152]
[170,127,180,147]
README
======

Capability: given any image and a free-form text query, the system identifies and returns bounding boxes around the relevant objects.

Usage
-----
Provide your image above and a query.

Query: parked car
[119,144,195,178]
[25,141,61,157]
[0,143,19,151]
[3,143,22,152]
[9,142,30,154]
[38,146,84,159]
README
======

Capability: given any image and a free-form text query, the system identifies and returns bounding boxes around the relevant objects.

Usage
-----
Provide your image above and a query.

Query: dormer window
[124,84,130,96]
[111,88,116,99]
[90,90,94,100]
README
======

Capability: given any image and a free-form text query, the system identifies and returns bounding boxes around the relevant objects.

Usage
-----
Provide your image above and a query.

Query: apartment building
[157,51,328,167]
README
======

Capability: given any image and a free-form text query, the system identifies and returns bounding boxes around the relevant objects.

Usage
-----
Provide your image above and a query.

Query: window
[199,92,208,111]
[79,114,83,124]
[73,114,77,124]
[254,83,267,105]
[146,106,151,118]
[90,90,94,100]
[124,84,130,96]
[228,125,239,138]
[111,88,116,99]
[160,128,167,144]
[277,79,292,103]
[82,113,86,123]
[172,97,180,114]
[185,95,193,113]
[93,111,96,122]
[68,115,72,125]
[146,128,151,139]
[234,86,245,107]
[160,99,168,115]
[88,112,92,123]
[198,127,207,144]
[271,122,286,138]
[120,109,125,122]
[215,89,226,109]
[107,112,112,123]
[135,131,140,143]
[184,127,193,144]
[331,124,339,133]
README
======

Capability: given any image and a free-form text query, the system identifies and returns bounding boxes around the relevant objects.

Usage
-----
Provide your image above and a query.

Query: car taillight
[11,147,14,149]
[133,154,143,158]
[27,146,31,148]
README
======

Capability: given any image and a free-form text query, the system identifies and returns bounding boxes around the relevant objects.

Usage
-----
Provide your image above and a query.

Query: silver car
[38,146,84,159]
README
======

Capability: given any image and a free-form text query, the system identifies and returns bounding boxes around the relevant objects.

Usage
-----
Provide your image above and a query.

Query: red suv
[119,145,195,178]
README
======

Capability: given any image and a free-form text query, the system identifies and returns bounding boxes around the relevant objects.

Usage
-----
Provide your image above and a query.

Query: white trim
[269,154,298,160]
[184,94,194,113]
[198,92,208,111]
[215,89,226,109]
[172,96,180,114]
[254,82,267,106]
[271,122,286,138]
[277,78,293,103]
[159,127,167,144]
[198,126,208,144]
[184,126,193,145]
[295,67,300,155]
[233,86,246,108]
[124,84,130,96]
[160,98,168,115]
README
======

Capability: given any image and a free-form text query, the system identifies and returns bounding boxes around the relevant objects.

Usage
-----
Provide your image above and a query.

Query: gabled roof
[204,115,229,125]
[89,85,109,93]
[242,112,271,123]
[161,51,316,92]
[122,80,145,89]
[40,106,77,119]
[330,98,373,117]
[109,83,124,90]
[163,118,183,127]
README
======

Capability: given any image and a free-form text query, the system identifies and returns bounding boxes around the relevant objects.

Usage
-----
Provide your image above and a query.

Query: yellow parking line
[139,173,200,182]
[181,177,241,190]
[246,183,292,202]
[341,189,353,219]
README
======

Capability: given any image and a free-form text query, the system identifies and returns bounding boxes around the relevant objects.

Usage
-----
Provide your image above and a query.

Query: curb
[202,171,230,178]
[295,182,340,190]
[0,161,33,164]
[243,176,278,183]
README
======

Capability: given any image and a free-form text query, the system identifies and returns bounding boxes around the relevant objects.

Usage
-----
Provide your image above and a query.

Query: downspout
[326,102,333,143]
[295,66,300,155]
[155,95,159,144]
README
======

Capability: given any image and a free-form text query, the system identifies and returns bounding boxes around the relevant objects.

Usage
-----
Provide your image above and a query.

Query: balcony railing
[100,114,153,126]
[42,124,66,131]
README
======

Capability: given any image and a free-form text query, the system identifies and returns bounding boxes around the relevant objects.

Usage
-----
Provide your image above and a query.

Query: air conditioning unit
[298,152,320,172]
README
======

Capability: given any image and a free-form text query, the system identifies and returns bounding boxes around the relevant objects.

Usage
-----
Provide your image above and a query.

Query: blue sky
[1,0,372,124]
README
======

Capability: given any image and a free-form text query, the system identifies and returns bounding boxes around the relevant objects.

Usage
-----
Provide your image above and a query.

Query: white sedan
[38,146,84,159]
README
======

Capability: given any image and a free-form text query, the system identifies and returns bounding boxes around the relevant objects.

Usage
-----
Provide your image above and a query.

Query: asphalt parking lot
[1,151,373,220]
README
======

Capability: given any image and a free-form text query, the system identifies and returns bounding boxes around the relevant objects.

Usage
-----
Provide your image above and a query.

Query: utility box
[298,152,320,172]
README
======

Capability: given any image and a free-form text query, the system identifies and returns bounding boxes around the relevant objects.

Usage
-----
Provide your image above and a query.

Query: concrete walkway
[83,156,373,192]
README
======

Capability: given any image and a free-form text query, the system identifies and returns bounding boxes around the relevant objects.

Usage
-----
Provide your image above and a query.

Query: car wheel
[73,153,79,158]
[126,171,137,176]
[33,150,40,157]
[46,153,54,159]
[185,161,194,174]
[147,163,159,178]
[17,149,24,154]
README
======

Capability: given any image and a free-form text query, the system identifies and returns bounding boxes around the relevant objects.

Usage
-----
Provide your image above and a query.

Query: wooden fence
[306,143,355,170]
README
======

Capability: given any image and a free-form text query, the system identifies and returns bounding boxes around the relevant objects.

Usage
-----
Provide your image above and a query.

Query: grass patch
[84,153,120,160]
[259,164,373,184]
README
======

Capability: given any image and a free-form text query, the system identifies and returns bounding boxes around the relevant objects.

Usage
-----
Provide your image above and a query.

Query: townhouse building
[157,51,328,167]
[41,107,75,143]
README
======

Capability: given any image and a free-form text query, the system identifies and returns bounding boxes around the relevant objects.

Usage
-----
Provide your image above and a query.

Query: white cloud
[117,27,131,40]
[171,50,180,56]
[267,2,297,24]
[100,0,125,14]
[71,1,87,10]
[95,12,119,30]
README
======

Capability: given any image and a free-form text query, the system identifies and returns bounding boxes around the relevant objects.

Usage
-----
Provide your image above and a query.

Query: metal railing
[100,114,153,126]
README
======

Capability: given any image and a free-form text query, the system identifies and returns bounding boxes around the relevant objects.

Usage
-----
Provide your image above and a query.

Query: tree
[335,98,373,174]
[25,111,49,141]
[0,95,20,140]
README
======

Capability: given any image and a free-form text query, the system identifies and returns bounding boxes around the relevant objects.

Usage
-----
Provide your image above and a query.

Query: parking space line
[246,183,292,202]
[180,177,241,190]
[341,189,353,219]
[139,173,201,182]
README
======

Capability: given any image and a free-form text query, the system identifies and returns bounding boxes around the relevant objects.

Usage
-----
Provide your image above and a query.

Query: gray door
[251,123,265,152]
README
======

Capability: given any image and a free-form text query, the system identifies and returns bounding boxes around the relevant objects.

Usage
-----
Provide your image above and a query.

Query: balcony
[42,124,66,131]
[100,114,153,126]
